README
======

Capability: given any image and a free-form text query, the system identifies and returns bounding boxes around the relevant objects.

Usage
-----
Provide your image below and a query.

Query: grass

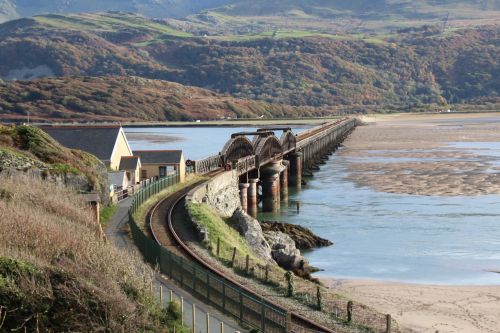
[0,172,174,332]
[99,204,117,228]
[34,12,192,38]
[187,203,259,262]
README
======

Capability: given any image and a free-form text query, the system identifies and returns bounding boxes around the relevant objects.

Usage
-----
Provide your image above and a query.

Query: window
[159,166,167,178]
[141,169,147,179]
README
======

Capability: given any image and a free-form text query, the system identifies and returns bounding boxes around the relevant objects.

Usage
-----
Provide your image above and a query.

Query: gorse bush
[0,172,169,332]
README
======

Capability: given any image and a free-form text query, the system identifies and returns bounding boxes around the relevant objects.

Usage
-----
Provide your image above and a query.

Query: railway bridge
[191,118,357,215]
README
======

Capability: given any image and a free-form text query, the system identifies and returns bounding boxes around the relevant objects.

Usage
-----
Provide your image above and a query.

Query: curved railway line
[148,173,335,333]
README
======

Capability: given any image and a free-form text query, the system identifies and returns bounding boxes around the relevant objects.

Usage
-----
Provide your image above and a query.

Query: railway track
[148,174,335,333]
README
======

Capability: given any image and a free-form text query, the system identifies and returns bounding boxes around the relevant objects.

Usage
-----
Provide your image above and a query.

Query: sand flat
[343,113,500,196]
[325,279,500,333]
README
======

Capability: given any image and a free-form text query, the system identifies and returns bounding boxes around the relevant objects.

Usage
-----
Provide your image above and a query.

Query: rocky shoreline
[260,220,333,280]
[260,220,333,250]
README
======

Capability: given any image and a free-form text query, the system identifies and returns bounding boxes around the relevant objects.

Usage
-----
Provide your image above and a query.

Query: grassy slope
[0,173,169,332]
[0,124,106,186]
[187,203,260,261]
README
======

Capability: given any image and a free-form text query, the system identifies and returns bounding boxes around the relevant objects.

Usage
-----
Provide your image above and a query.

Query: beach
[325,112,500,332]
[326,279,500,333]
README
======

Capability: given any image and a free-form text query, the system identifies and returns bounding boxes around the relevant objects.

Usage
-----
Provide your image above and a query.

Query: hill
[171,0,500,35]
[0,76,322,122]
[0,172,172,331]
[0,124,110,200]
[0,0,233,23]
[0,13,498,114]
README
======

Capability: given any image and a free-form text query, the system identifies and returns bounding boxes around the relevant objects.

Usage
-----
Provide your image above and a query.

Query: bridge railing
[232,155,257,175]
[296,118,356,149]
[128,174,289,333]
[193,154,223,174]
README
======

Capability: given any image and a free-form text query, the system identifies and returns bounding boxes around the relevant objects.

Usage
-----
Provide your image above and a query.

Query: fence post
[265,265,269,283]
[386,314,392,333]
[216,238,220,257]
[347,301,353,323]
[160,286,163,305]
[285,271,294,297]
[206,271,210,303]
[260,298,265,332]
[181,296,184,325]
[206,313,210,333]
[231,247,237,267]
[192,303,196,333]
[180,257,184,286]
[245,255,250,275]
[239,290,243,323]
[192,264,196,292]
[316,286,322,311]
[222,283,226,312]
[170,289,173,302]
[219,322,224,333]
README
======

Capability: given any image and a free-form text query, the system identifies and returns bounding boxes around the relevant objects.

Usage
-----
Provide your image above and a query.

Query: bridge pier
[239,183,249,213]
[289,152,302,188]
[247,178,259,217]
[261,161,284,212]
[280,160,289,201]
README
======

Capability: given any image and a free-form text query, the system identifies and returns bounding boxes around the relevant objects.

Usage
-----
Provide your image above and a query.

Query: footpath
[105,198,245,333]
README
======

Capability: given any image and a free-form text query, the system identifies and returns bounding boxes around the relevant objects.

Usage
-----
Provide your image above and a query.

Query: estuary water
[125,126,500,285]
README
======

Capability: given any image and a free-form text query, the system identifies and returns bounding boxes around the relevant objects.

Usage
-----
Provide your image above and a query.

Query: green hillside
[173,0,500,35]
[0,12,498,115]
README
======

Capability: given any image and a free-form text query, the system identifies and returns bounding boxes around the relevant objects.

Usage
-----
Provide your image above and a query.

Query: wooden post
[386,314,392,333]
[219,322,224,333]
[160,286,163,305]
[169,289,173,302]
[216,238,220,257]
[181,296,184,325]
[206,313,210,333]
[347,301,353,323]
[150,281,153,294]
[245,255,250,275]
[231,247,237,267]
[192,303,196,333]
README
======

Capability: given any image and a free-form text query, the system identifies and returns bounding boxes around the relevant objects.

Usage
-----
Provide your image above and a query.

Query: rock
[231,208,274,263]
[190,170,241,218]
[261,220,333,250]
[264,230,305,271]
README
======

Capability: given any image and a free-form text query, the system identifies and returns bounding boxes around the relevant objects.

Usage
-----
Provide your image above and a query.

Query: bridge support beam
[247,178,259,217]
[239,183,249,213]
[261,161,284,212]
[289,152,302,188]
[280,160,289,201]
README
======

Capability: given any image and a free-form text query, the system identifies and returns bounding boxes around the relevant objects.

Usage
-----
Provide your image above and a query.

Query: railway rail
[148,173,335,333]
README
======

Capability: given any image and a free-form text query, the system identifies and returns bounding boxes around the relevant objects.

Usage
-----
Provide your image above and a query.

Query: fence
[128,173,289,333]
[209,236,397,333]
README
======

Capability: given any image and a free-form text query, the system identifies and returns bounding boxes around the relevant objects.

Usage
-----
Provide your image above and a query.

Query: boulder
[261,220,333,249]
[264,230,307,271]
[231,208,274,263]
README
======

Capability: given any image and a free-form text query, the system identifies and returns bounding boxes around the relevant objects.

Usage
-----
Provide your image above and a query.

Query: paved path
[105,198,245,333]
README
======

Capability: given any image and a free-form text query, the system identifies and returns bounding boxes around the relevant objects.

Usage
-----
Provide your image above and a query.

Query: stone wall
[186,170,241,218]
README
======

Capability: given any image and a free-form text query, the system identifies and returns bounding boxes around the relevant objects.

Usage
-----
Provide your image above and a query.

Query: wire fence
[128,173,289,333]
